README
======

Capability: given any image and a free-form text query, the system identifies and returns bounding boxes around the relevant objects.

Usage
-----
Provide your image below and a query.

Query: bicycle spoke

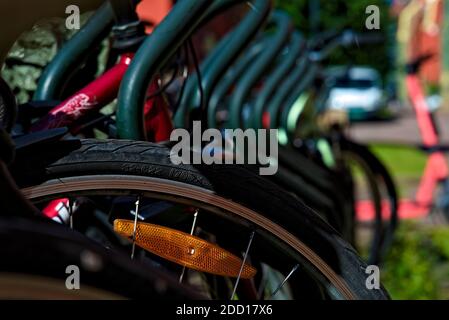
[131,196,141,260]
[257,266,268,299]
[269,264,299,299]
[179,209,199,283]
[230,230,255,300]
[68,198,73,230]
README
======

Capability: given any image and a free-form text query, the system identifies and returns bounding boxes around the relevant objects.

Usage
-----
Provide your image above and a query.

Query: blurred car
[326,66,386,120]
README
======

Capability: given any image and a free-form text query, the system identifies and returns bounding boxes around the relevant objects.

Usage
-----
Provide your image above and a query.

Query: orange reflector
[114,219,256,279]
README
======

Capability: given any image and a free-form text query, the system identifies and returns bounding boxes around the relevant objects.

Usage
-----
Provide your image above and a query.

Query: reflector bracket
[114,219,256,279]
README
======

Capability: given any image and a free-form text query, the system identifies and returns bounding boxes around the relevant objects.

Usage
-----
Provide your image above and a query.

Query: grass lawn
[363,143,449,299]
[369,144,427,197]
[369,144,427,180]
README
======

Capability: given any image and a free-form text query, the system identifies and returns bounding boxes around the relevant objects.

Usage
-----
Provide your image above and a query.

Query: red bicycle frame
[34,51,175,220]
[357,71,449,221]
[30,53,173,142]
[32,1,177,219]
[400,74,449,217]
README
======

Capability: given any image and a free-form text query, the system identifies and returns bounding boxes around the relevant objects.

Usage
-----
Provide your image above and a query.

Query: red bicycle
[356,55,449,222]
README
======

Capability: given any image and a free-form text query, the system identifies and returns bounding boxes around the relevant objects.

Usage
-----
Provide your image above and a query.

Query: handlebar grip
[309,30,341,50]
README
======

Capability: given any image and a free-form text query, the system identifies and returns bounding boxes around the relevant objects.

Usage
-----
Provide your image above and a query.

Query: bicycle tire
[340,138,399,265]
[13,139,390,300]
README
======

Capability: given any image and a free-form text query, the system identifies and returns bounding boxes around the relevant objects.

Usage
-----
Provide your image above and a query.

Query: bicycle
[0,76,202,300]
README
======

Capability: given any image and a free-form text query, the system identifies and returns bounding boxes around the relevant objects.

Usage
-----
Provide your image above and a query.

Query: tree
[275,0,392,79]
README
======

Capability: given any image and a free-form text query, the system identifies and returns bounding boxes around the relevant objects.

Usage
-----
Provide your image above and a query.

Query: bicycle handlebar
[405,54,434,75]
[309,30,384,62]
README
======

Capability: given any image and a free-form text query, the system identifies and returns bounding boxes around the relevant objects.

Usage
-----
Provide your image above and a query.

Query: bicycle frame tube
[30,54,133,132]
[34,2,114,101]
[406,75,439,147]
[405,73,449,212]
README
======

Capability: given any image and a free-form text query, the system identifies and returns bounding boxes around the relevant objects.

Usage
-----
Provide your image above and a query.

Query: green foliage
[382,221,449,299]
[369,144,427,197]
[1,14,92,103]
[370,144,426,180]
[275,0,391,78]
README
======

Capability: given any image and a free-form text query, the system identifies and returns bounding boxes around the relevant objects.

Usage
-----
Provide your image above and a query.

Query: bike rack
[264,53,310,130]
[116,0,273,139]
[280,63,318,140]
[207,37,269,128]
[173,0,272,129]
[116,0,215,140]
[227,10,292,129]
[252,31,305,129]
[279,30,372,140]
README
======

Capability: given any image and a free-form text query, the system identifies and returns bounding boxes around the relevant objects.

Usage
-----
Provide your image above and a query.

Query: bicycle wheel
[342,149,383,265]
[0,216,201,299]
[14,139,389,300]
[340,139,398,265]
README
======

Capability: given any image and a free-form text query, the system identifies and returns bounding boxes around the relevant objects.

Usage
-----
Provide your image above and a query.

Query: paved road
[347,109,449,145]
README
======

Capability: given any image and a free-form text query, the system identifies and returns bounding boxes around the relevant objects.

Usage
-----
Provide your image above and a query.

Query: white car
[326,67,385,120]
